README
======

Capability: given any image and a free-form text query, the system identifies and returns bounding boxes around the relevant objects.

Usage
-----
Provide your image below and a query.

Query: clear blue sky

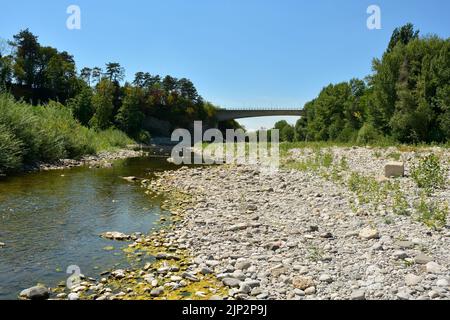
[1,0,449,130]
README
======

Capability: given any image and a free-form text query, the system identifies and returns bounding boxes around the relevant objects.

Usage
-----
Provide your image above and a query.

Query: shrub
[0,93,134,173]
[411,154,447,194]
[415,194,448,229]
[0,124,23,173]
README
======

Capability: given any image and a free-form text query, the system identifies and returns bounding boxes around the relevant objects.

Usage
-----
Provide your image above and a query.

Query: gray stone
[305,286,316,295]
[359,227,379,240]
[68,292,80,300]
[350,290,366,300]
[223,278,241,288]
[182,272,199,282]
[150,287,164,297]
[395,240,414,249]
[111,269,126,279]
[19,285,49,300]
[393,250,408,260]
[426,261,442,273]
[200,266,213,275]
[436,279,448,287]
[405,274,422,286]
[235,260,252,270]
[319,274,333,283]
[101,231,130,241]
[385,161,404,178]
[397,290,411,300]
[414,253,433,265]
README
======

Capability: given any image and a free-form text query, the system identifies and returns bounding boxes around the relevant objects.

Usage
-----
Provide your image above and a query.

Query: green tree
[10,29,41,88]
[115,86,145,138]
[387,23,419,53]
[105,62,125,83]
[89,79,115,130]
[281,124,295,142]
[67,86,94,126]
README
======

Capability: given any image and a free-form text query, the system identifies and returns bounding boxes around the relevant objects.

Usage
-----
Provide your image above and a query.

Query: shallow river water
[0,156,176,299]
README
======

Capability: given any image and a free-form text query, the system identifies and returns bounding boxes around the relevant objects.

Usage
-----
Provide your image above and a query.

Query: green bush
[415,194,448,229]
[0,94,42,163]
[0,93,134,173]
[411,154,447,194]
[0,124,23,173]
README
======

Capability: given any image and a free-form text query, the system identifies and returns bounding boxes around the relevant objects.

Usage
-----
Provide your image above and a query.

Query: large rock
[292,276,315,290]
[359,227,379,240]
[350,290,366,300]
[101,232,130,241]
[405,274,422,286]
[426,261,442,273]
[414,253,433,265]
[385,161,404,178]
[222,278,241,288]
[20,285,49,300]
[122,176,138,182]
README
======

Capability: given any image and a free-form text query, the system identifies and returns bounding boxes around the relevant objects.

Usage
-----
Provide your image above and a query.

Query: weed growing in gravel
[284,149,334,172]
[347,172,389,209]
[411,154,447,195]
[390,181,410,216]
[387,152,402,161]
[415,194,448,229]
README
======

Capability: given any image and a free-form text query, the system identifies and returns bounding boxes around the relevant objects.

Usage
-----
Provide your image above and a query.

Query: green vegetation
[0,29,239,143]
[0,94,133,174]
[411,154,447,194]
[269,24,450,145]
[415,194,448,229]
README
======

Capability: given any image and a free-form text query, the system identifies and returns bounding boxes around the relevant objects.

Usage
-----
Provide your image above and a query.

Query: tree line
[0,29,239,142]
[274,24,449,144]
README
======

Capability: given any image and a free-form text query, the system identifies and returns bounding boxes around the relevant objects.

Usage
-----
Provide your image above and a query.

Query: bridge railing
[217,107,303,111]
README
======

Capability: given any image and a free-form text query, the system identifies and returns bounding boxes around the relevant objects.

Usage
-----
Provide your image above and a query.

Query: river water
[0,156,176,300]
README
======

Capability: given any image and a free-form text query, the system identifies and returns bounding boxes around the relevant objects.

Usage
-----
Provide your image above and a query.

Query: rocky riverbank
[139,146,449,300]
[24,149,145,173]
[26,145,449,300]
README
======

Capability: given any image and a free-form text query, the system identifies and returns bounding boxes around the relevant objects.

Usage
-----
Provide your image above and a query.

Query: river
[0,156,176,300]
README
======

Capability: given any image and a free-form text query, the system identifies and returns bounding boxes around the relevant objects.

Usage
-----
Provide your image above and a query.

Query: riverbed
[0,156,176,300]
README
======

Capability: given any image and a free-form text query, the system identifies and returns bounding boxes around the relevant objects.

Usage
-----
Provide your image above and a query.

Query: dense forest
[0,29,239,143]
[275,24,449,144]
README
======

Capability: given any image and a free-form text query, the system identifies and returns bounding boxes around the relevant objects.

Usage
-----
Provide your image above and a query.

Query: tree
[387,23,419,53]
[67,86,94,126]
[115,86,145,138]
[177,78,199,101]
[91,67,102,84]
[0,39,14,86]
[274,120,289,131]
[105,62,125,83]
[162,75,177,92]
[80,67,92,86]
[89,79,115,130]
[281,125,295,142]
[10,29,40,88]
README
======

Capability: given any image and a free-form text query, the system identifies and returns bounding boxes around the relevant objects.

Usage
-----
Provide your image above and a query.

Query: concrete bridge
[215,107,305,122]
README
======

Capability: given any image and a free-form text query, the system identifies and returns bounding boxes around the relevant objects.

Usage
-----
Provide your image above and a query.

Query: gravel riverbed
[142,146,450,300]
[29,146,449,300]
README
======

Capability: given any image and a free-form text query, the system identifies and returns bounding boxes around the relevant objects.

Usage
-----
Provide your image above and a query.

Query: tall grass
[0,94,133,174]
